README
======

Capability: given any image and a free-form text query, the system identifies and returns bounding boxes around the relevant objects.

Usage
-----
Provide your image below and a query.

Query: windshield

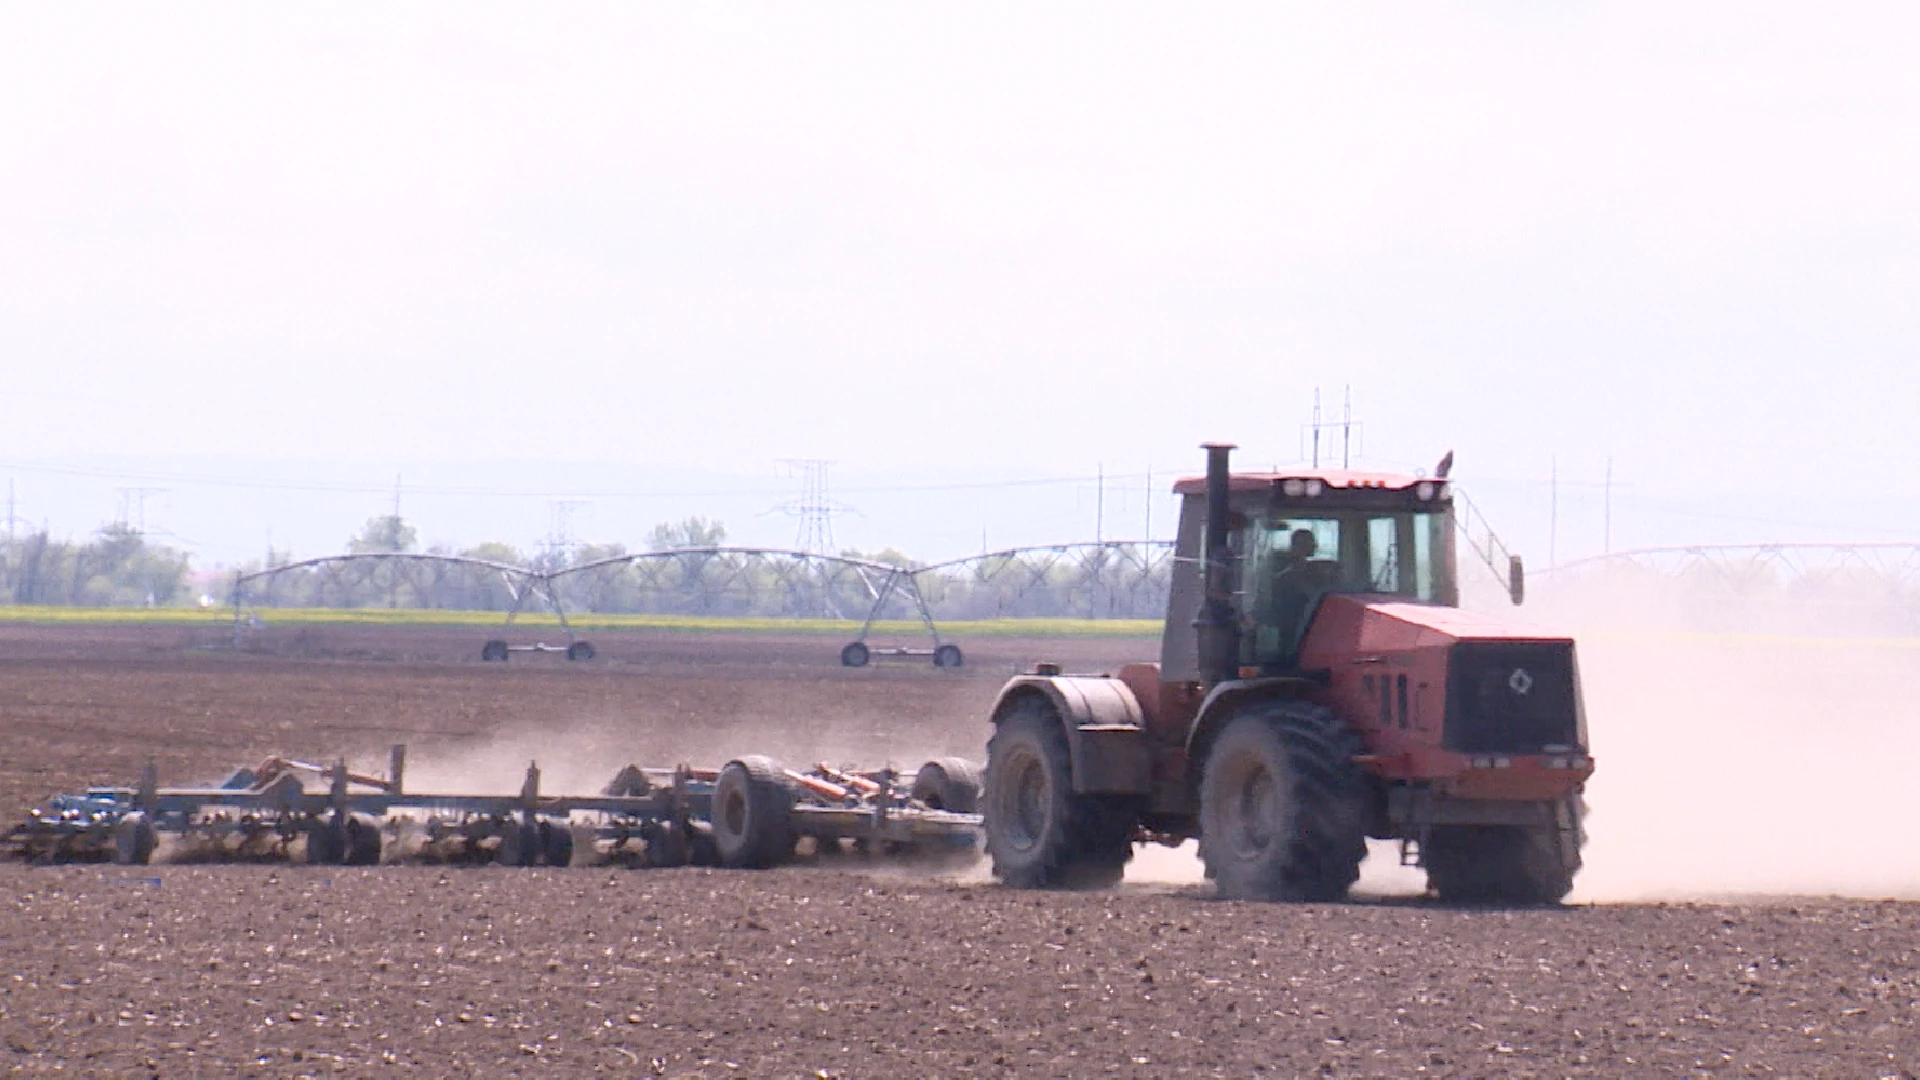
[1238,509,1451,666]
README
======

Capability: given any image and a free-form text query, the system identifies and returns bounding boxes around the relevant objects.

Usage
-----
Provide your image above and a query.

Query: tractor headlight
[1303,479,1324,497]
[1416,481,1435,501]
[1282,479,1306,497]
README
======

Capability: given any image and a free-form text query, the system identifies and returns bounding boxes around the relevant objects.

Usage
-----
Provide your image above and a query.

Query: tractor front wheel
[984,701,1134,889]
[1198,701,1368,902]
[1424,798,1583,905]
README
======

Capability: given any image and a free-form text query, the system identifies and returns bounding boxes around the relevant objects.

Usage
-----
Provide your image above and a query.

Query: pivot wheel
[710,756,798,869]
[931,644,964,669]
[566,641,595,662]
[481,640,509,663]
[911,757,984,813]
[839,642,870,668]
[1199,701,1368,902]
[984,700,1134,889]
[1424,797,1584,905]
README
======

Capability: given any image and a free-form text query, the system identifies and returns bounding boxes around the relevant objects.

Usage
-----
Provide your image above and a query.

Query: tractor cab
[1162,466,1464,681]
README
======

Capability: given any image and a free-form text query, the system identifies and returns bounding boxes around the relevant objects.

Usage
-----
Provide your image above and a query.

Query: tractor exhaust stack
[1196,441,1240,688]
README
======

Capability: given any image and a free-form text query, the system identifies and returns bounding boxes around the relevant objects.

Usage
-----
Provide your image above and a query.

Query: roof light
[1282,479,1306,497]
[1303,479,1324,497]
[1416,482,1435,501]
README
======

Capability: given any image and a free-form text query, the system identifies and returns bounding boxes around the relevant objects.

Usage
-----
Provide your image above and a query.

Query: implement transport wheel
[642,821,690,868]
[985,700,1134,889]
[112,813,157,866]
[541,820,575,868]
[1425,797,1584,905]
[932,644,964,669]
[839,641,870,668]
[305,821,344,865]
[711,756,798,869]
[498,819,540,867]
[1198,701,1368,902]
[481,640,510,663]
[911,757,984,813]
[566,641,595,662]
[344,814,383,866]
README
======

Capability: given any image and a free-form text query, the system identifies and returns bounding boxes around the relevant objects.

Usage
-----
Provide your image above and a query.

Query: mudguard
[989,675,1152,795]
[1182,676,1324,784]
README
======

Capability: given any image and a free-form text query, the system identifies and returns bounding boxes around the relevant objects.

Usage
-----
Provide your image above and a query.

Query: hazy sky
[1,4,1915,565]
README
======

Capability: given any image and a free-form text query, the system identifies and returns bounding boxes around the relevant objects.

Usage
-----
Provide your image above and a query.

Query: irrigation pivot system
[4,746,985,869]
[230,540,1177,668]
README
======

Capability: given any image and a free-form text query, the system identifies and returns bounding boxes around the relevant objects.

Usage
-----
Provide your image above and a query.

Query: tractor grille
[1444,641,1581,754]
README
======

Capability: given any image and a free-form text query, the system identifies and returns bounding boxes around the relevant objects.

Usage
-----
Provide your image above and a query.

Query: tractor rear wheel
[1425,798,1583,905]
[911,757,984,813]
[1198,701,1368,902]
[985,701,1134,889]
[711,756,798,869]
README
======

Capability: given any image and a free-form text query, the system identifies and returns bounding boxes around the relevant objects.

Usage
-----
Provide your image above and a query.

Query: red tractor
[983,443,1590,903]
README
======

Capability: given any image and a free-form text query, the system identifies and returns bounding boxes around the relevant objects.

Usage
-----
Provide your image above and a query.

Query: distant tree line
[0,524,192,607]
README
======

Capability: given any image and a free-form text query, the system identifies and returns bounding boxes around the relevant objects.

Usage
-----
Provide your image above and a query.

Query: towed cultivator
[3,748,984,869]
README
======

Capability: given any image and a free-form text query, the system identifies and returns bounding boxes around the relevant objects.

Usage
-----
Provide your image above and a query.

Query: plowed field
[1,622,1916,1078]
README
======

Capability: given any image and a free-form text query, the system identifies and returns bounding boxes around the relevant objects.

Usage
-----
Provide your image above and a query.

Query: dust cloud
[386,712,977,802]
[1530,567,1920,902]
[1124,568,1920,902]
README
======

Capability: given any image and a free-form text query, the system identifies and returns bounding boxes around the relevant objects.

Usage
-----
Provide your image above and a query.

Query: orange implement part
[815,764,882,795]
[785,770,850,802]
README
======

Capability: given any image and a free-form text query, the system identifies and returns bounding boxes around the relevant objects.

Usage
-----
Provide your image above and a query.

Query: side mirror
[1508,554,1526,606]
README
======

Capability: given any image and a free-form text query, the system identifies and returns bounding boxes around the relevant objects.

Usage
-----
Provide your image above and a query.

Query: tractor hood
[1301,594,1574,657]
[1299,594,1587,756]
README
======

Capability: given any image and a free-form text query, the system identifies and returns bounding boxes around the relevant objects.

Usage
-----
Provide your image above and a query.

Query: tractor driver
[1273,527,1336,590]
[1250,526,1337,664]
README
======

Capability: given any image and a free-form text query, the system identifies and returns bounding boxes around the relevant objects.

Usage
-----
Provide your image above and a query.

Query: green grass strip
[0,605,1160,637]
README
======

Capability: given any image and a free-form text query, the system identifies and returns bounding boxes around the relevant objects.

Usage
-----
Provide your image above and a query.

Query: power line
[0,458,1146,500]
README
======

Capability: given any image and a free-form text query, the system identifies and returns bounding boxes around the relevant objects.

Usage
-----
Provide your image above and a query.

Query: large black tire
[711,756,798,869]
[1424,797,1584,905]
[984,700,1135,889]
[481,640,510,663]
[343,814,383,866]
[305,820,343,865]
[498,818,538,868]
[566,641,595,662]
[541,820,575,868]
[839,642,871,668]
[932,644,964,669]
[911,757,984,813]
[1198,701,1369,902]
[112,813,157,866]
